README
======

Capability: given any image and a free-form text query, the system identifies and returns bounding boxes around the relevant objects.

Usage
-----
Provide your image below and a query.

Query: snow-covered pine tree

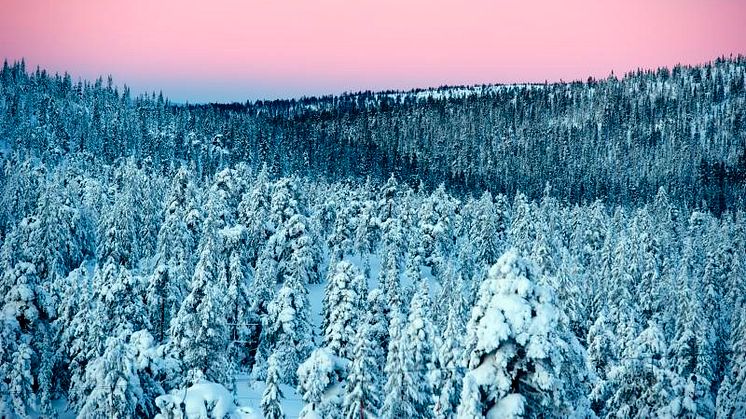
[716,217,746,418]
[416,184,458,274]
[98,160,159,268]
[376,174,398,225]
[365,288,389,371]
[380,304,407,418]
[297,347,347,419]
[255,211,320,299]
[168,234,230,386]
[530,218,558,278]
[458,250,590,418]
[354,197,377,277]
[323,261,364,359]
[608,224,643,348]
[469,191,506,267]
[552,249,589,340]
[399,279,435,418]
[254,245,314,384]
[0,196,82,412]
[2,340,35,418]
[92,261,150,342]
[78,330,143,418]
[587,308,617,414]
[328,195,356,264]
[508,193,535,254]
[0,233,53,416]
[434,299,465,419]
[66,259,150,413]
[147,167,199,342]
[603,320,679,417]
[220,225,257,372]
[342,317,381,419]
[667,212,722,418]
[716,295,746,418]
[52,264,88,393]
[269,177,301,233]
[262,353,285,419]
[378,217,403,319]
[237,164,272,267]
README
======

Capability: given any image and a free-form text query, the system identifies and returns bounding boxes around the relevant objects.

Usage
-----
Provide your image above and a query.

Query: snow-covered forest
[0,57,745,418]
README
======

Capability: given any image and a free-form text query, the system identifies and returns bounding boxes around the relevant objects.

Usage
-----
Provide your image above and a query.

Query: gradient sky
[1,0,745,103]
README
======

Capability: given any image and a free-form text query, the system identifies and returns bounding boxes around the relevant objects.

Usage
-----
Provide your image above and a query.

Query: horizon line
[4,53,744,105]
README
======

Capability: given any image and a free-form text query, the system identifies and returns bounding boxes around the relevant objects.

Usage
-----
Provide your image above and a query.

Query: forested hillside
[0,59,745,418]
[1,57,745,216]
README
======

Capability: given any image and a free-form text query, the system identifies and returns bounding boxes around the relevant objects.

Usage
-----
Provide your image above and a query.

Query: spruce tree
[79,331,143,419]
[458,250,591,417]
[323,261,364,359]
[262,353,285,419]
[342,318,381,419]
[400,279,435,418]
[168,235,230,385]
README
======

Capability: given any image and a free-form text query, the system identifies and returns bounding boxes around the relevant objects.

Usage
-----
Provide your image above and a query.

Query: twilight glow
[1,0,745,102]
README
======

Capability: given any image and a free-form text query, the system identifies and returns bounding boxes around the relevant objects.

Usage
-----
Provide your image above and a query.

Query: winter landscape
[1,2,746,418]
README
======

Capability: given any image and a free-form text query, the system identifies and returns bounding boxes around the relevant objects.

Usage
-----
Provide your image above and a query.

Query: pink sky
[1,0,745,102]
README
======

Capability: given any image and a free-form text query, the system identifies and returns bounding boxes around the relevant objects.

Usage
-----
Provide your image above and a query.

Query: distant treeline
[1,56,745,214]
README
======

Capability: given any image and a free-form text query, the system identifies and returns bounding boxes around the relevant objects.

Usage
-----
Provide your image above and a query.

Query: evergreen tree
[342,319,381,419]
[400,279,436,418]
[365,288,390,371]
[458,250,591,418]
[147,167,199,342]
[262,353,285,419]
[297,348,345,419]
[254,248,314,384]
[168,235,230,386]
[434,301,464,419]
[381,306,407,418]
[379,217,404,318]
[238,164,272,266]
[603,320,679,417]
[323,261,364,358]
[79,330,143,419]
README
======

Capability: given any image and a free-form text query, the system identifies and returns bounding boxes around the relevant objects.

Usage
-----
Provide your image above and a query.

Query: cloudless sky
[1,0,745,103]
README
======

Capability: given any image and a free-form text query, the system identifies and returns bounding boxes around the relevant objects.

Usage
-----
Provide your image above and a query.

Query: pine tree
[254,250,314,385]
[365,288,389,371]
[220,225,257,371]
[262,353,285,419]
[3,340,34,418]
[458,250,591,418]
[716,219,746,418]
[79,330,143,419]
[469,191,506,266]
[381,306,407,418]
[379,217,403,319]
[434,301,464,419]
[168,235,230,386]
[238,164,272,266]
[147,167,199,342]
[416,184,458,273]
[342,315,382,419]
[297,348,345,419]
[587,308,617,414]
[328,200,356,263]
[509,193,535,254]
[97,160,158,268]
[716,297,746,418]
[323,261,364,358]
[603,320,679,417]
[400,279,435,418]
